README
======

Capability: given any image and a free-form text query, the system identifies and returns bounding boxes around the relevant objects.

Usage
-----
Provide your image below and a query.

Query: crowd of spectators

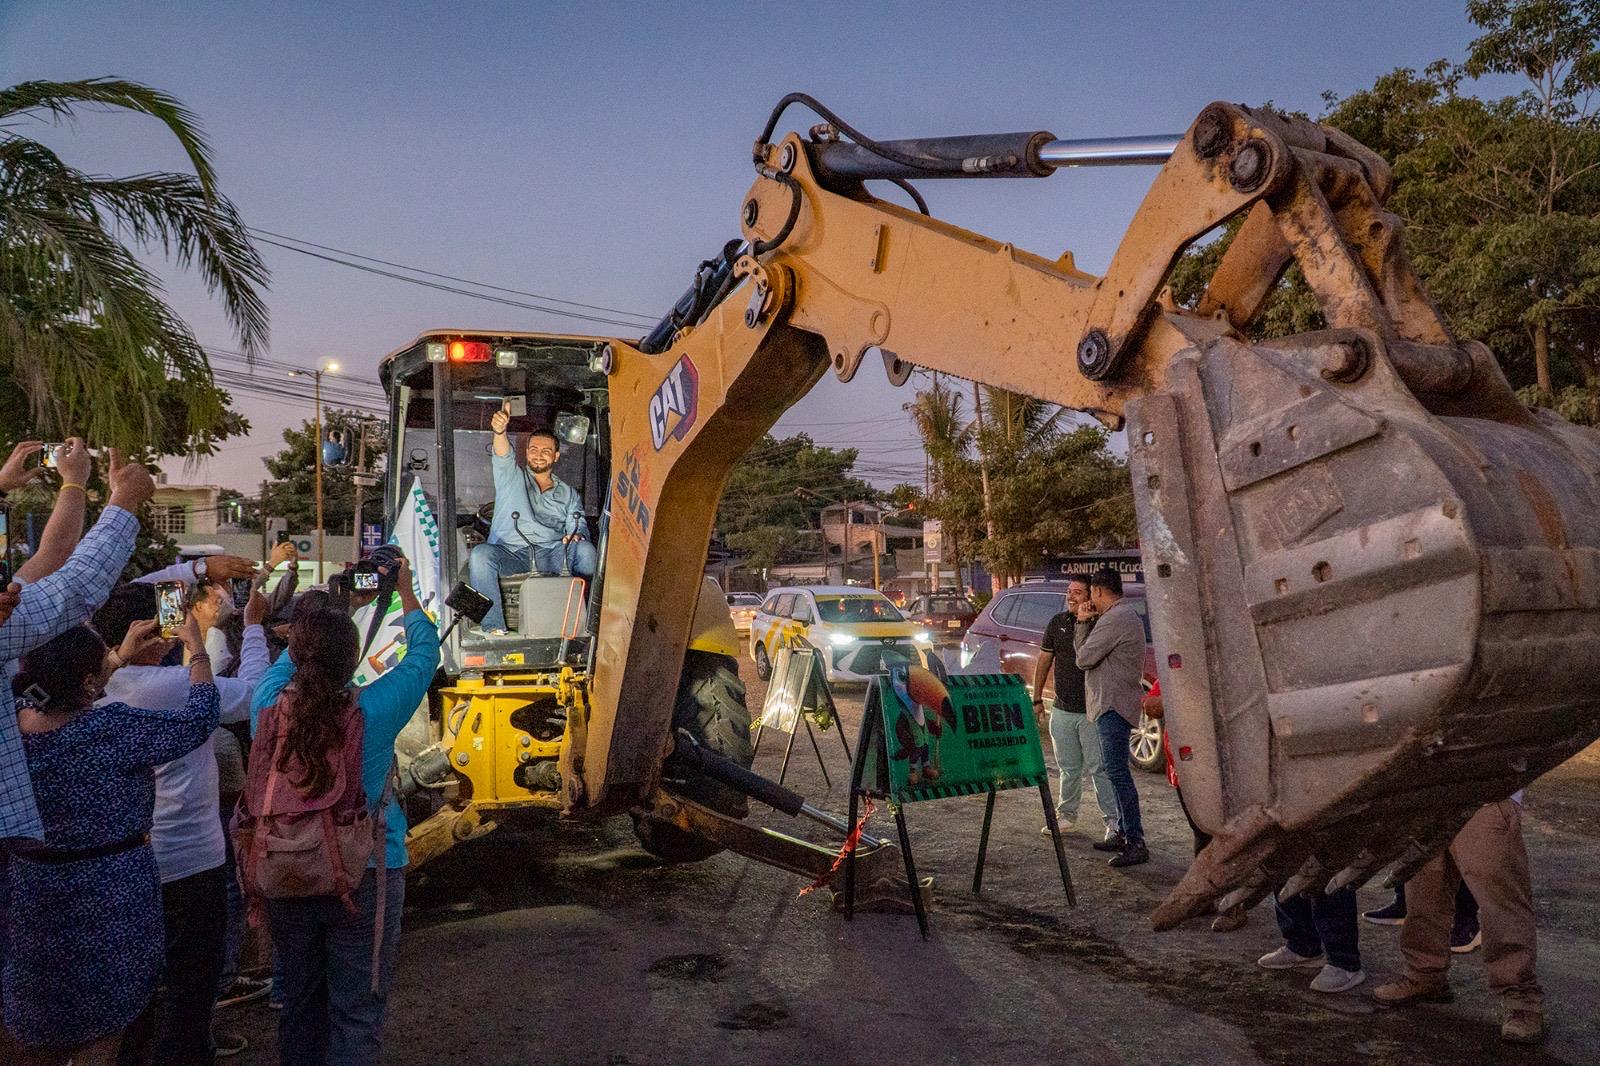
[0,441,439,1065]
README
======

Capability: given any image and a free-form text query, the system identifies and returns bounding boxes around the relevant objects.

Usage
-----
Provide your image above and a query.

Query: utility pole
[350,421,368,564]
[289,360,339,582]
[971,380,999,588]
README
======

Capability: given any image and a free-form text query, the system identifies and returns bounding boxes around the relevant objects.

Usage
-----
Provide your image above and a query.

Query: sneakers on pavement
[1362,899,1407,926]
[1310,965,1366,994]
[1501,1008,1546,1045]
[1091,832,1128,853]
[1450,921,1482,954]
[216,975,271,1010]
[1107,843,1150,868]
[1257,946,1325,970]
[1372,976,1453,1005]
[214,1030,249,1058]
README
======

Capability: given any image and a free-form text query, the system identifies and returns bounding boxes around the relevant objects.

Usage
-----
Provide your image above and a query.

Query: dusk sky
[1,0,1507,494]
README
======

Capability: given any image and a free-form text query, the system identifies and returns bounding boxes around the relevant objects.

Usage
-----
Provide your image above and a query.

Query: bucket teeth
[1214,875,1272,916]
[1325,847,1389,894]
[1278,857,1326,901]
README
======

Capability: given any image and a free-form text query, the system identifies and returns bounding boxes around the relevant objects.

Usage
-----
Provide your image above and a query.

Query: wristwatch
[193,558,208,581]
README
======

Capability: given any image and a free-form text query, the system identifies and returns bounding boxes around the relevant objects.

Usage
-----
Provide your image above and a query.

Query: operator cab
[379,331,612,672]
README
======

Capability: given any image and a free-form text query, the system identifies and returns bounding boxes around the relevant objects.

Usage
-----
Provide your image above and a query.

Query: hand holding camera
[243,585,269,628]
[0,442,44,492]
[106,450,156,512]
[54,439,91,487]
[116,619,168,667]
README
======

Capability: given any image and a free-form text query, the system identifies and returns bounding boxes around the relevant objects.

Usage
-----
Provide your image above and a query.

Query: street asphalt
[224,643,1600,1064]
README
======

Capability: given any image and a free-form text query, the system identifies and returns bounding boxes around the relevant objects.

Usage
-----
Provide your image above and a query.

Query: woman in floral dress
[3,615,217,1065]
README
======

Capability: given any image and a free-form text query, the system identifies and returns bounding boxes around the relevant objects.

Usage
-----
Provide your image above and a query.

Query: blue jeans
[1048,706,1119,833]
[469,539,597,631]
[1275,886,1361,972]
[267,868,405,1066]
[1094,711,1144,847]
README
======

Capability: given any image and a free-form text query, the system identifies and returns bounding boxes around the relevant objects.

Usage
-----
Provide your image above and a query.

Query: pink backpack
[231,688,395,988]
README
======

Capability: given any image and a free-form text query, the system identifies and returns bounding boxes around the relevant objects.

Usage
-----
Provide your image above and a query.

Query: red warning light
[448,340,492,363]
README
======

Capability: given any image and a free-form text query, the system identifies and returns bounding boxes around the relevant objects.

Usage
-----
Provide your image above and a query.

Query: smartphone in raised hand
[230,578,252,611]
[155,581,186,638]
[40,444,62,471]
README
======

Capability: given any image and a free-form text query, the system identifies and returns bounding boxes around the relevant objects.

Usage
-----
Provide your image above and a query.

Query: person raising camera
[243,551,439,1066]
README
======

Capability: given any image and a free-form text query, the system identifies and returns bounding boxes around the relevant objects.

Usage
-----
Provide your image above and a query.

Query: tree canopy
[715,433,878,570]
[0,77,266,454]
[258,410,388,535]
[1171,0,1600,420]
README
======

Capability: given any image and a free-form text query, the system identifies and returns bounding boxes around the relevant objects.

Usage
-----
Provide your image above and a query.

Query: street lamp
[288,360,339,580]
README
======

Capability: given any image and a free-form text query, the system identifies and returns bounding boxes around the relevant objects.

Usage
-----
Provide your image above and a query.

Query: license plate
[946,620,960,628]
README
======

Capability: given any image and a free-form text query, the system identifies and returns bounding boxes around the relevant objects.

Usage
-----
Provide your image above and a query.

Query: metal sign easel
[845,666,1075,939]
[752,638,853,788]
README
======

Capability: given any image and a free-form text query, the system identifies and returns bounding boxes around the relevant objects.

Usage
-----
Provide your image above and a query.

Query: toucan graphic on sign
[889,665,956,786]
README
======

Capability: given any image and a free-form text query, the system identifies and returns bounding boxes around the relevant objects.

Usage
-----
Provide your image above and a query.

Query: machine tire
[632,651,755,863]
[753,641,772,681]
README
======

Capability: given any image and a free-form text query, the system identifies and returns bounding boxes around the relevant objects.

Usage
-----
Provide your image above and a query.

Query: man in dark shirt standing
[1032,576,1120,843]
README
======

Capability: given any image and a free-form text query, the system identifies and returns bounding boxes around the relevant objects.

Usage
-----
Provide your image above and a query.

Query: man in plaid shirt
[0,445,155,844]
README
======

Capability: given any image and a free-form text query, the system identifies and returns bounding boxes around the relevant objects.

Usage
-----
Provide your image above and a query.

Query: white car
[748,585,932,683]
[726,592,763,635]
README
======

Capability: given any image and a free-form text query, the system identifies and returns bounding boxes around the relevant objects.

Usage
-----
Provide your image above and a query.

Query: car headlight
[828,633,859,646]
[913,631,933,644]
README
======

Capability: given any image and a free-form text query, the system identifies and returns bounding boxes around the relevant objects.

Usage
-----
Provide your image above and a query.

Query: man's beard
[527,457,555,474]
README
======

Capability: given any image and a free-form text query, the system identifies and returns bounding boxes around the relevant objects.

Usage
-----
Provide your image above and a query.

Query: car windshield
[924,596,969,613]
[815,594,904,623]
[729,594,761,606]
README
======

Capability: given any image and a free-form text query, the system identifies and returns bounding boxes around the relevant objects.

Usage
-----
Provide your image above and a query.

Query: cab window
[760,594,783,615]
[790,598,814,623]
[770,593,796,618]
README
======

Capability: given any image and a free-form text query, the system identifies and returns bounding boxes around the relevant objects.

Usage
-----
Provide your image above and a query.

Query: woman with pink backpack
[239,552,439,1066]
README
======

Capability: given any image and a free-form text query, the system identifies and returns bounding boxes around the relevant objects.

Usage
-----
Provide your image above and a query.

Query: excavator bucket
[1132,329,1600,927]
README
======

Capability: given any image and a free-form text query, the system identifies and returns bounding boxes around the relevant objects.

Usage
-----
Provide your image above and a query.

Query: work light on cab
[448,340,492,363]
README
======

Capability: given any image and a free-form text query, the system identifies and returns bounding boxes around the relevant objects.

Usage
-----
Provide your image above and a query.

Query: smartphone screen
[155,581,186,637]
[353,571,379,591]
[40,444,61,470]
[230,577,251,610]
[0,505,10,585]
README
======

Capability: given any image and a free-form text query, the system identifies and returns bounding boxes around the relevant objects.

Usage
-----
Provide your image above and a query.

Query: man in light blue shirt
[467,402,595,634]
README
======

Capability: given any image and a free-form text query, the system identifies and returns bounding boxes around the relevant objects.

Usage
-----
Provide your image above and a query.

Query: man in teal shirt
[468,402,595,635]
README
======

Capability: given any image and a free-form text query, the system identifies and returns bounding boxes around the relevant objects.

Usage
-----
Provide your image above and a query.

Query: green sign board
[865,664,1047,804]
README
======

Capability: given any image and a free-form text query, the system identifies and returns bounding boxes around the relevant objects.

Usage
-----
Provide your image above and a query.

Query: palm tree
[0,77,268,450]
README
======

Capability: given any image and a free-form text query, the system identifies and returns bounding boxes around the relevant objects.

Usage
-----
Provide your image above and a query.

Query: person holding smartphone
[466,400,595,635]
[4,612,217,1062]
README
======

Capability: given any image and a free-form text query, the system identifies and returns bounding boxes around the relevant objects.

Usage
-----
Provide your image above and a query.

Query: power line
[249,228,658,325]
[250,235,654,331]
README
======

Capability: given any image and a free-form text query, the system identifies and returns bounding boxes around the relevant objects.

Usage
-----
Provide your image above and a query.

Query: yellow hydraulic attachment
[386,95,1600,924]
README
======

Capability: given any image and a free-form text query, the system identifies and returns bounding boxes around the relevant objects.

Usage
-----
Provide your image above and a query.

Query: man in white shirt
[94,580,269,1065]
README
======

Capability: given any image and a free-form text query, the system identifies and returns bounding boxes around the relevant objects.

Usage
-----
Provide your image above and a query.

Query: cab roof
[377,329,623,379]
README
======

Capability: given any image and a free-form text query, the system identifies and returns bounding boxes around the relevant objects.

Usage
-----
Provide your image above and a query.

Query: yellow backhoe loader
[379,95,1600,927]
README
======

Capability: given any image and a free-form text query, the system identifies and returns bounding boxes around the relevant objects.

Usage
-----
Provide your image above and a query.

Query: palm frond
[0,78,217,195]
